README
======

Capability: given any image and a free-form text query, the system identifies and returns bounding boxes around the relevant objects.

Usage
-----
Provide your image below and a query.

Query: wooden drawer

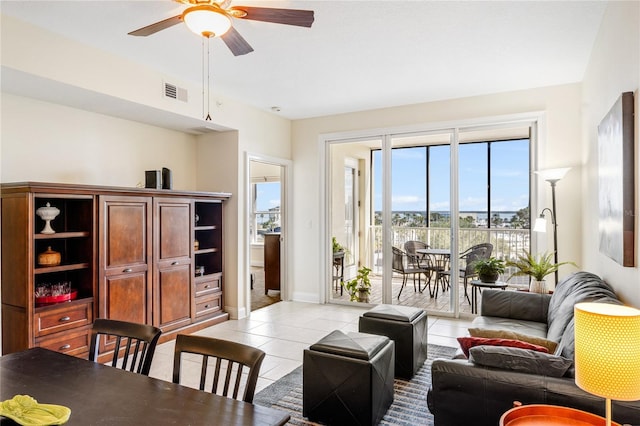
[195,273,221,297]
[36,326,91,357]
[35,300,93,337]
[195,293,222,318]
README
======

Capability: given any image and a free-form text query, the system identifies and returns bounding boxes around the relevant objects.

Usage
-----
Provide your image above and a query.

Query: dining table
[415,248,451,295]
[0,347,290,426]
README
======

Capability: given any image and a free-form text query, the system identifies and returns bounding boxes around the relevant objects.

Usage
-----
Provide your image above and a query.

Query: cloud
[392,195,422,204]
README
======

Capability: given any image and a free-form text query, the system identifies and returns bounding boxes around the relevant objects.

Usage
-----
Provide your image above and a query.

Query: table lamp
[574,302,640,426]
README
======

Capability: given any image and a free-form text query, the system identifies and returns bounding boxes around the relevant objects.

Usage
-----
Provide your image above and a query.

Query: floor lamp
[533,167,570,285]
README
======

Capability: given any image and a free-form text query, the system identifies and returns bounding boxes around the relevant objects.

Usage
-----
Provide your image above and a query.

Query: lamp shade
[182,5,231,38]
[534,167,571,182]
[532,217,547,233]
[574,302,640,401]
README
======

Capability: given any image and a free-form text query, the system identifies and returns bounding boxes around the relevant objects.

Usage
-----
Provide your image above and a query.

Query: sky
[256,139,530,214]
[374,139,530,213]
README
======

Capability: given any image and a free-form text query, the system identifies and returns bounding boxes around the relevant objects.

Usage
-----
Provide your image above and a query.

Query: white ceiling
[1,1,607,121]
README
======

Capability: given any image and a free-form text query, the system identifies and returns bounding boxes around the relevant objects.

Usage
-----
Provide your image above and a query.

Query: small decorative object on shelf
[38,246,61,266]
[35,202,60,234]
[196,266,205,277]
[194,239,200,251]
[194,214,200,225]
[35,281,76,305]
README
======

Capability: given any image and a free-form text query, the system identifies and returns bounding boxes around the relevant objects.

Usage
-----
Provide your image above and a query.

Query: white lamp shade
[532,217,547,233]
[183,5,232,38]
[534,167,571,182]
[574,302,640,401]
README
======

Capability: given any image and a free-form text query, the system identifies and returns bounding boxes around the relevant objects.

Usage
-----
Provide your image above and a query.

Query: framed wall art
[597,91,635,267]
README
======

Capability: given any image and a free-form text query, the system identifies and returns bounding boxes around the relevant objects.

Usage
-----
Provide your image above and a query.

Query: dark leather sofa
[427,271,640,426]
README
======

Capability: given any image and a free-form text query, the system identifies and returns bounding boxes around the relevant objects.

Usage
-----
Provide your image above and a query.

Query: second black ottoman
[359,304,428,379]
[303,330,394,425]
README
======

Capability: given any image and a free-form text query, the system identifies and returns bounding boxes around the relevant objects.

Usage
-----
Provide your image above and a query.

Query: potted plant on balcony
[343,266,372,302]
[505,250,576,293]
[473,257,505,283]
[332,237,344,254]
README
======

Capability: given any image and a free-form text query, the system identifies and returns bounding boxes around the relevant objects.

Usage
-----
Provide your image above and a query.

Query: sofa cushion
[457,336,549,358]
[471,316,548,338]
[468,328,558,353]
[546,272,619,342]
[469,346,572,377]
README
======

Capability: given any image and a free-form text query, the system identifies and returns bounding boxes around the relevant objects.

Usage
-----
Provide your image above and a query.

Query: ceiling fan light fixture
[182,5,232,38]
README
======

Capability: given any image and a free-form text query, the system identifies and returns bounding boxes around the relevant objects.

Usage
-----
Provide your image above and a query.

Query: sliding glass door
[325,118,535,316]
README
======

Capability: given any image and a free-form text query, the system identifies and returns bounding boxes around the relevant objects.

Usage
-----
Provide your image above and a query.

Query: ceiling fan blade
[128,15,183,36]
[221,26,254,56]
[230,6,314,27]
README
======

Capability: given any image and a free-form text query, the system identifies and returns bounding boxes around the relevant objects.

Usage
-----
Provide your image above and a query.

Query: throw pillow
[468,327,558,353]
[468,345,572,378]
[457,336,549,358]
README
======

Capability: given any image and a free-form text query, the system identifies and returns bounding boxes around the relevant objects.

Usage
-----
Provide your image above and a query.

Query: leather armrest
[480,289,551,322]
[428,359,640,426]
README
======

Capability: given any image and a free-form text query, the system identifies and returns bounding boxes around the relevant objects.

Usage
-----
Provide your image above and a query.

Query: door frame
[244,152,292,316]
[319,111,546,316]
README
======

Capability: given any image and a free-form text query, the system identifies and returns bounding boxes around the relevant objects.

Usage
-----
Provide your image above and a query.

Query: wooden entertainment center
[1,182,231,358]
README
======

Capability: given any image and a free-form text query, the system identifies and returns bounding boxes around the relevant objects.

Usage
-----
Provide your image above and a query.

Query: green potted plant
[473,257,505,283]
[505,250,576,293]
[343,266,372,302]
[332,237,344,253]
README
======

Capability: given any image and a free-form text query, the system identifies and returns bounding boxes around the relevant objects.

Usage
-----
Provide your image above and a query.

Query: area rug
[254,344,457,425]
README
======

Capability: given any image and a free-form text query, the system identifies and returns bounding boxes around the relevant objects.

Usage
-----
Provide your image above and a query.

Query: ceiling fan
[128,0,315,56]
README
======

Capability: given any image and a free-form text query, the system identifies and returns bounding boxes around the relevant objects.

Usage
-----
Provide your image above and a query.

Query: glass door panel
[458,127,532,314]
[329,138,381,304]
[389,133,454,314]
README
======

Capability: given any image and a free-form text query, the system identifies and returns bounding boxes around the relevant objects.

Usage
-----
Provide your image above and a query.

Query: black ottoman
[359,304,428,379]
[303,330,394,426]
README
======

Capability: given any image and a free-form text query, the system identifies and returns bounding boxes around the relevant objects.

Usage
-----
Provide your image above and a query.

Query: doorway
[324,115,539,317]
[248,158,287,312]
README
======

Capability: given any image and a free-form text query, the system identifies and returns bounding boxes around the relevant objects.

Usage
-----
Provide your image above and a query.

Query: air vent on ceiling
[164,82,188,102]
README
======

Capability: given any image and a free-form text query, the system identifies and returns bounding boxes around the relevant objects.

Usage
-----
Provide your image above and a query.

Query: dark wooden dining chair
[89,318,162,376]
[172,334,266,403]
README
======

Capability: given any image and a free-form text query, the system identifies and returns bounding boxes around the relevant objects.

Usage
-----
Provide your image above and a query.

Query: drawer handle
[123,268,132,273]
[204,304,210,309]
[59,316,71,322]
[59,344,71,350]
[204,285,210,289]
[172,261,179,265]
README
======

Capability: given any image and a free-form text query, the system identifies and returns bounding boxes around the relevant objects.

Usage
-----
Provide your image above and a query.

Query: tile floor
[148,301,472,393]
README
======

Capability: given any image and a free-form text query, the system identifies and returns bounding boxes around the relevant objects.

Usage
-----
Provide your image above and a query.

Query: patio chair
[437,243,493,302]
[392,246,431,299]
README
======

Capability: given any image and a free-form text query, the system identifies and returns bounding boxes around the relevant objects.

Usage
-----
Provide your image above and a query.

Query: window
[251,181,281,244]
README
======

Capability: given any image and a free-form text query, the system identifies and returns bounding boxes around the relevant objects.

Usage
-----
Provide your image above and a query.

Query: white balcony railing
[368,226,531,286]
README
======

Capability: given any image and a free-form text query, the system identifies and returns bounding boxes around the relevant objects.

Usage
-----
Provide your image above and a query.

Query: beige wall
[1,94,198,187]
[292,84,584,303]
[0,14,292,327]
[581,1,640,307]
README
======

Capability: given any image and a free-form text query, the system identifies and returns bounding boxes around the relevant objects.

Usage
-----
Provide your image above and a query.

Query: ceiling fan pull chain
[205,35,212,121]
[201,37,205,120]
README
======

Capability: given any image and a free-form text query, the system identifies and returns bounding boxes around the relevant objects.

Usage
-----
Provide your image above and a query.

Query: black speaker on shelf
[162,168,173,190]
[145,170,162,189]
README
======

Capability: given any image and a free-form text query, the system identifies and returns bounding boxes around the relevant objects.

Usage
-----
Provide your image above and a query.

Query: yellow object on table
[0,395,71,425]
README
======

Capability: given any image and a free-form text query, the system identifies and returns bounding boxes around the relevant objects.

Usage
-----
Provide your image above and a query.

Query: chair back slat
[173,334,265,403]
[89,319,162,377]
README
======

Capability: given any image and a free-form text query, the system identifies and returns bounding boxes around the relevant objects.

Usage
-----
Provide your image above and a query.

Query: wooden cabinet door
[98,196,152,326]
[264,233,281,294]
[153,198,193,330]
